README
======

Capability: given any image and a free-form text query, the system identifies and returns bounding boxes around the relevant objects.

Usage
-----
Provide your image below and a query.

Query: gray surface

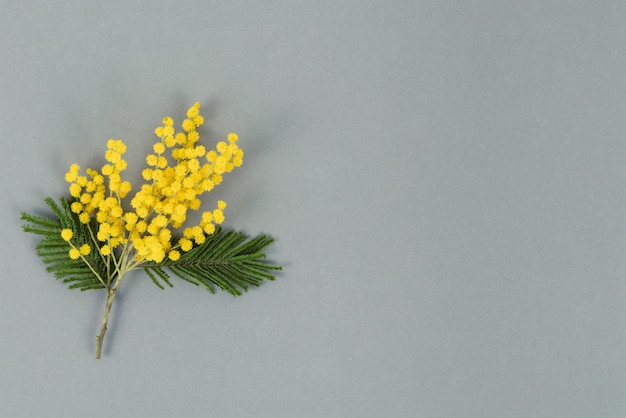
[2,1,626,417]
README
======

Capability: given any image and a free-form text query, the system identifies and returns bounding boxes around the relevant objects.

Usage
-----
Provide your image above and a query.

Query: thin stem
[69,240,107,289]
[95,285,117,359]
[95,261,132,359]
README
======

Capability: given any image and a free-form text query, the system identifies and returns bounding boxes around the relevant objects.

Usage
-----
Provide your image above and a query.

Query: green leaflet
[144,227,282,296]
[21,197,107,291]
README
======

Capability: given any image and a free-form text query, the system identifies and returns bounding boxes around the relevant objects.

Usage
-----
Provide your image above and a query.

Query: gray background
[2,1,625,417]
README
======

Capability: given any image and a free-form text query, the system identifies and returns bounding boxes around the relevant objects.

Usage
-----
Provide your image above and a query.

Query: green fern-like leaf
[21,197,107,291]
[144,227,281,296]
[22,199,281,295]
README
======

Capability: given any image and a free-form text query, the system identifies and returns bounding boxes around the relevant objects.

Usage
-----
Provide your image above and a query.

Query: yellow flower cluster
[62,102,243,264]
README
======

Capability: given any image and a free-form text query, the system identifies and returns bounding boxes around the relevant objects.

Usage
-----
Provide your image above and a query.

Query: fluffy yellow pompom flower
[213,208,225,224]
[146,155,158,166]
[68,248,81,260]
[71,202,83,213]
[153,142,165,154]
[61,229,73,241]
[69,183,82,198]
[179,238,193,252]
[65,164,80,182]
[101,165,114,176]
[203,223,216,235]
[181,119,196,132]
[79,244,91,255]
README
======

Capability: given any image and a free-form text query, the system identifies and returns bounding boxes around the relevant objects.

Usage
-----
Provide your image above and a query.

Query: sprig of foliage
[21,102,282,359]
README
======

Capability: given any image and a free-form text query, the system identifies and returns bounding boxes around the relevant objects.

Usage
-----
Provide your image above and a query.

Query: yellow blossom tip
[186,102,200,118]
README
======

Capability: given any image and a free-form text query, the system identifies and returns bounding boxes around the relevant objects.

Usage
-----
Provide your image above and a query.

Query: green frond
[20,212,63,236]
[144,266,173,290]
[21,197,107,292]
[45,197,76,230]
[144,227,281,296]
